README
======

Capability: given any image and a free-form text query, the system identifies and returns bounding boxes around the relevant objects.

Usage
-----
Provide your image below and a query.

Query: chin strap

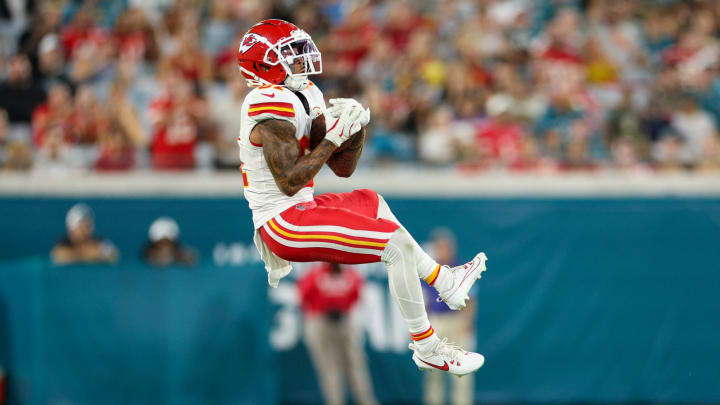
[239,65,309,92]
[238,66,273,88]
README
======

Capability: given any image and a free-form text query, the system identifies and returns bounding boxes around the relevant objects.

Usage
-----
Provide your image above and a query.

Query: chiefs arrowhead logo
[239,33,262,54]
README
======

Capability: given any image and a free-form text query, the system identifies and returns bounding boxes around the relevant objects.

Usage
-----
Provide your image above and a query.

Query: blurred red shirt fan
[297,263,363,316]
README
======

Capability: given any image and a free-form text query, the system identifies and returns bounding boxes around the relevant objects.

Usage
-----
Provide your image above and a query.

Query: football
[309,114,356,153]
[309,114,327,150]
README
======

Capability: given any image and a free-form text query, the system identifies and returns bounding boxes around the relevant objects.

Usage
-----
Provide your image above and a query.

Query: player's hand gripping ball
[309,99,370,152]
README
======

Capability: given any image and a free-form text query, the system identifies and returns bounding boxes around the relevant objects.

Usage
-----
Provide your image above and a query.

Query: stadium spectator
[59,4,106,61]
[534,94,588,165]
[69,84,108,145]
[472,94,527,169]
[142,217,197,267]
[155,3,190,56]
[611,136,647,173]
[159,18,212,86]
[652,130,684,172]
[94,121,135,171]
[325,5,378,71]
[421,229,476,405]
[32,123,83,175]
[356,37,395,90]
[51,203,119,265]
[671,97,718,165]
[419,105,468,166]
[16,2,61,74]
[607,90,649,160]
[35,33,72,89]
[112,7,159,63]
[1,143,32,171]
[0,107,31,171]
[31,82,71,146]
[0,53,46,125]
[106,80,148,149]
[148,72,199,170]
[67,37,114,90]
[298,262,378,405]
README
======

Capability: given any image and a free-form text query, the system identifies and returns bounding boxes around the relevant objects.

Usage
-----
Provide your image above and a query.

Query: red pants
[260,189,400,264]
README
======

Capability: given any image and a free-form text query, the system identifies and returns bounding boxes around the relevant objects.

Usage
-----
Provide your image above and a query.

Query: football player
[237,19,487,376]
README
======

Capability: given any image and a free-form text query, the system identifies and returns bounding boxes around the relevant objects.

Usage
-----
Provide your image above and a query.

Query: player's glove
[329,98,370,128]
[322,104,363,147]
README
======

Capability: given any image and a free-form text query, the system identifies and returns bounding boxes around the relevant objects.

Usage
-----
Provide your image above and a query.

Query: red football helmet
[237,19,322,90]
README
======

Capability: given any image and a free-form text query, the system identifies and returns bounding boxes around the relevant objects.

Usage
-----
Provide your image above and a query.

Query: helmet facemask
[266,30,322,91]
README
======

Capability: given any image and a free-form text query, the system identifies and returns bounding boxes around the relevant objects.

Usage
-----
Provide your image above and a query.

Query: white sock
[406,316,439,354]
[382,229,439,354]
[424,265,454,295]
[377,194,453,293]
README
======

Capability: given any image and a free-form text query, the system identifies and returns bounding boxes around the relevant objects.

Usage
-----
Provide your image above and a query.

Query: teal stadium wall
[1,197,720,404]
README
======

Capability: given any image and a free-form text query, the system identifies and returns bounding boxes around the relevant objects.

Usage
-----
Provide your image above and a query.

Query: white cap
[149,217,180,242]
[488,1,524,26]
[66,203,94,231]
[38,34,60,55]
[486,93,514,116]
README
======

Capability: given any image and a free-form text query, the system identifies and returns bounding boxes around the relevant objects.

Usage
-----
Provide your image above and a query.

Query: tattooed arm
[253,119,337,196]
[326,127,365,178]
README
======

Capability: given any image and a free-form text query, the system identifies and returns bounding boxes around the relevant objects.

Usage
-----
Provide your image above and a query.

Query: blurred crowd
[2,0,720,174]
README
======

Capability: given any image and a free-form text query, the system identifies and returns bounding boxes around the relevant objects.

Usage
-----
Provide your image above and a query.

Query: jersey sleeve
[245,87,298,128]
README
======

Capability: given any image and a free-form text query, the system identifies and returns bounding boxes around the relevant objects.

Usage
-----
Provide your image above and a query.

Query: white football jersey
[238,83,326,229]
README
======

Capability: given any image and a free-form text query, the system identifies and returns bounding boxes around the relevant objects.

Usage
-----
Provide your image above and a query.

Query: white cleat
[409,338,485,377]
[437,252,487,310]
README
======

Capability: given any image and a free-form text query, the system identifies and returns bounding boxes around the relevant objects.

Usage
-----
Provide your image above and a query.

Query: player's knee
[381,228,413,264]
